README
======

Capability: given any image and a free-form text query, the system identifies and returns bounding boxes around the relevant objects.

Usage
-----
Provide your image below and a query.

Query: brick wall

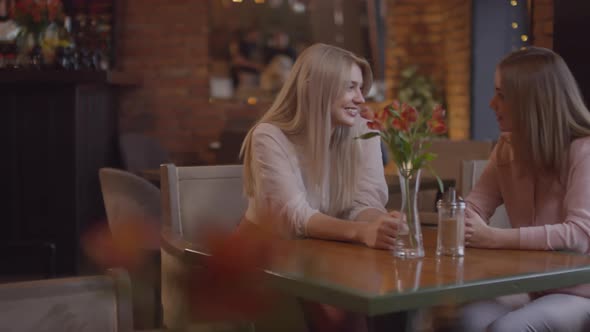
[117,0,552,164]
[385,0,471,140]
[532,0,553,49]
[117,0,264,165]
[441,0,472,139]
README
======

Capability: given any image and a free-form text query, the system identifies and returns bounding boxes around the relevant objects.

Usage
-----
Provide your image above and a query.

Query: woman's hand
[464,209,496,248]
[359,212,405,250]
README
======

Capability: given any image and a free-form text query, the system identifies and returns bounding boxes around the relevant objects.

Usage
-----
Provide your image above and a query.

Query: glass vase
[394,168,425,258]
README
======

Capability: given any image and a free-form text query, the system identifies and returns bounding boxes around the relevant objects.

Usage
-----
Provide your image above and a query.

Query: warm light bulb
[247,97,258,105]
[254,0,265,3]
[511,0,518,6]
[512,22,518,29]
[232,0,243,2]
[521,34,528,42]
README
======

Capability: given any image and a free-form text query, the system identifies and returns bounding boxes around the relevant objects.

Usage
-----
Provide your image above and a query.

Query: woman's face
[490,69,513,132]
[331,63,365,128]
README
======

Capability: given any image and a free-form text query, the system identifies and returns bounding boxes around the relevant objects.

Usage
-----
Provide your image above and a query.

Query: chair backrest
[461,160,510,228]
[119,133,169,173]
[0,269,133,332]
[423,139,494,190]
[99,168,161,242]
[160,164,248,241]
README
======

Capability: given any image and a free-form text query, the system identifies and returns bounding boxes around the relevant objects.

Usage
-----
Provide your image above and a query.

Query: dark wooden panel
[553,0,590,104]
[1,81,118,276]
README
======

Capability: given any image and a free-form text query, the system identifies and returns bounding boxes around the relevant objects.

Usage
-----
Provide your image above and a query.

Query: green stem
[402,171,416,248]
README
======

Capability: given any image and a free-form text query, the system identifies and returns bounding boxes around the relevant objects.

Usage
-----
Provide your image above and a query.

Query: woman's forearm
[354,208,388,222]
[306,212,367,243]
[491,227,520,249]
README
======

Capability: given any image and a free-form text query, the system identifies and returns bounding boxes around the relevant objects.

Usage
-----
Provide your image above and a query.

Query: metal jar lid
[436,187,466,209]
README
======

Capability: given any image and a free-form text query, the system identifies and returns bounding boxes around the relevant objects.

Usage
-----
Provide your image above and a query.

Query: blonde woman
[459,47,590,331]
[240,43,403,331]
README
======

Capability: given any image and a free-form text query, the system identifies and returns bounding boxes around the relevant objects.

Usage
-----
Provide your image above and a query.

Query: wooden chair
[99,167,161,233]
[159,164,307,332]
[98,168,162,329]
[0,269,133,332]
[461,160,510,228]
[160,164,248,330]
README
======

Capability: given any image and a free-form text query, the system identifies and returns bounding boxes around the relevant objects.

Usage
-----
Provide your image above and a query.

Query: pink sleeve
[348,136,388,220]
[519,149,590,254]
[465,146,504,223]
[251,125,319,237]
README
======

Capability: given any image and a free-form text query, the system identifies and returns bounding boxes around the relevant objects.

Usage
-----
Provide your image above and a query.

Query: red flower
[367,120,383,131]
[360,106,375,121]
[392,117,409,132]
[377,107,390,123]
[401,104,418,124]
[432,104,445,121]
[428,119,447,134]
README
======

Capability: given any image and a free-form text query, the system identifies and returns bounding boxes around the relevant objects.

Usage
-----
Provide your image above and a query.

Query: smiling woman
[239,42,403,331]
[208,0,383,101]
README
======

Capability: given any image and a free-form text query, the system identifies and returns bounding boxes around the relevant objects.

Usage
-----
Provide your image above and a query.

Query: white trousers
[456,293,590,332]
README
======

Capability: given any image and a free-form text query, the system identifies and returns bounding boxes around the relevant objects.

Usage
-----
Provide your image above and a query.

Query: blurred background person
[229,27,264,93]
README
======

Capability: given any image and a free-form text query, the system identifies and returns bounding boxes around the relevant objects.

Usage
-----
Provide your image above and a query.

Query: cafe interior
[2,0,590,331]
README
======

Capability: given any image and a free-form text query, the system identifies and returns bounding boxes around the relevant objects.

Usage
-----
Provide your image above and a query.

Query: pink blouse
[244,121,388,238]
[467,133,590,297]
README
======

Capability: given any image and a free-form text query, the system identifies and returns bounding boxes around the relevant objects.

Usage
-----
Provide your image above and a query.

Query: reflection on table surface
[176,227,590,315]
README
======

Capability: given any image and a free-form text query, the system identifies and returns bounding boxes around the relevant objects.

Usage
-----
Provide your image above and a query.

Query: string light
[509,0,529,50]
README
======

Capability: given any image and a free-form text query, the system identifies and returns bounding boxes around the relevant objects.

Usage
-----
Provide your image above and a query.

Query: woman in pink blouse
[240,43,403,332]
[459,47,590,331]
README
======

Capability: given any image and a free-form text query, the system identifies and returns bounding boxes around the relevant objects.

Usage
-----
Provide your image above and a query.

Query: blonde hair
[240,43,373,216]
[498,46,590,177]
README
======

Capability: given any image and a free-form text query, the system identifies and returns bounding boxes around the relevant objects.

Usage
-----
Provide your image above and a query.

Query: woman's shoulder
[252,123,292,146]
[253,122,284,138]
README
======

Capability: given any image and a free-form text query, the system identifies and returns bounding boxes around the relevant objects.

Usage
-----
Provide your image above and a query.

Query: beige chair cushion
[0,269,133,332]
[162,164,248,241]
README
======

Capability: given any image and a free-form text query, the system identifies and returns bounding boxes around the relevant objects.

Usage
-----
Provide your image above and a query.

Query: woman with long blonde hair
[459,47,590,331]
[241,43,403,247]
[240,43,403,332]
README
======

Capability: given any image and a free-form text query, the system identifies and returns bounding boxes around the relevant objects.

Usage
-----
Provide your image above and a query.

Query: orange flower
[186,225,284,321]
[82,218,160,271]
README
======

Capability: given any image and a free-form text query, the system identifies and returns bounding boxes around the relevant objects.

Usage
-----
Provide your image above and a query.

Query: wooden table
[175,228,590,318]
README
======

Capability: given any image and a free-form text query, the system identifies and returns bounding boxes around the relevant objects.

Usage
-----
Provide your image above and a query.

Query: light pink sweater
[467,133,590,297]
[244,121,388,238]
